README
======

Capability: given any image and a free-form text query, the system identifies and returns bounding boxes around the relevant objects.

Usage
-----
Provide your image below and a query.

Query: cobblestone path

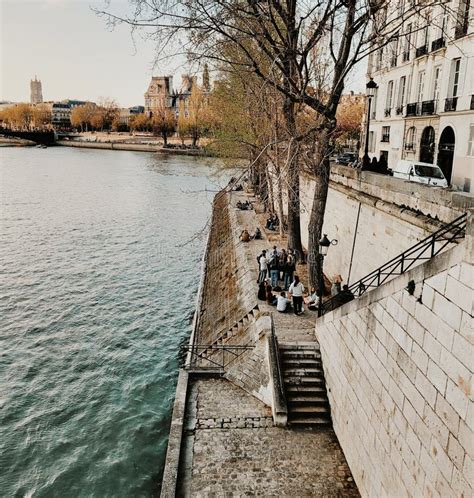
[182,379,359,497]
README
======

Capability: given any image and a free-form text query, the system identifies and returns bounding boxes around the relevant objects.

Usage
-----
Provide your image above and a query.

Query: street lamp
[318,234,338,317]
[362,78,378,170]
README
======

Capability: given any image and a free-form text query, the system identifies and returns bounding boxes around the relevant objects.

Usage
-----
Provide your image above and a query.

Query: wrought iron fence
[321,213,467,315]
[183,344,254,372]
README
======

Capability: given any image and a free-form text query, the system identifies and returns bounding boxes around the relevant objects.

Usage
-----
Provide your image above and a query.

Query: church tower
[30,76,43,104]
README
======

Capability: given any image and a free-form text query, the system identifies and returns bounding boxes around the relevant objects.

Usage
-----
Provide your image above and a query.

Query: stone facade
[315,212,473,497]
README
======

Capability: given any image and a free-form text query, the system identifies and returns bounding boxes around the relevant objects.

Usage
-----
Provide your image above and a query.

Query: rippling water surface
[0,147,227,497]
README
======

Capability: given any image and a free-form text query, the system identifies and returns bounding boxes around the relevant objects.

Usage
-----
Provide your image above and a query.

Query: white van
[392,160,448,187]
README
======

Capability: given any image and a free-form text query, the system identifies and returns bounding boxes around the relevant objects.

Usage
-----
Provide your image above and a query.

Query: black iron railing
[183,344,254,372]
[406,102,418,116]
[270,314,286,405]
[445,97,458,112]
[404,142,415,151]
[396,105,404,115]
[381,133,390,142]
[321,213,467,315]
[416,45,428,58]
[470,95,474,110]
[402,51,410,62]
[384,108,392,117]
[431,37,445,51]
[421,100,436,115]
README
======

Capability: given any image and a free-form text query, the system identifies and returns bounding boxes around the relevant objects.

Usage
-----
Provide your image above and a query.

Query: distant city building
[144,73,209,119]
[30,77,43,104]
[61,99,89,109]
[144,76,174,117]
[119,106,145,126]
[361,0,473,193]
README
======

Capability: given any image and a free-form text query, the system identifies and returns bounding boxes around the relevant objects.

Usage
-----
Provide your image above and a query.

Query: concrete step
[283,368,324,377]
[284,376,324,386]
[287,395,329,405]
[285,385,326,394]
[289,417,332,426]
[281,350,321,359]
[282,358,322,367]
[289,405,331,415]
[279,342,320,351]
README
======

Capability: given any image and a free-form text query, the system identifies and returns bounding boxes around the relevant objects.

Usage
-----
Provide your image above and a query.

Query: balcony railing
[455,21,469,39]
[445,97,458,112]
[431,37,445,51]
[404,142,415,151]
[384,108,392,117]
[381,133,390,142]
[396,105,404,115]
[471,95,474,111]
[421,100,436,115]
[416,45,428,58]
[390,55,398,67]
[406,102,419,116]
[402,51,410,62]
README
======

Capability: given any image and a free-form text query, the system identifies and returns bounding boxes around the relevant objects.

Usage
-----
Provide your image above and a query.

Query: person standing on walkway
[278,249,287,282]
[258,250,268,283]
[284,252,296,291]
[268,249,280,287]
[289,275,305,315]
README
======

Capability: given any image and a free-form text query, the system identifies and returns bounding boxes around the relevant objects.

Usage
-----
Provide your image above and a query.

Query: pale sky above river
[0,0,365,107]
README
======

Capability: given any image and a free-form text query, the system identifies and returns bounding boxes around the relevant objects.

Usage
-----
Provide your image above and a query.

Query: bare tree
[96,0,451,286]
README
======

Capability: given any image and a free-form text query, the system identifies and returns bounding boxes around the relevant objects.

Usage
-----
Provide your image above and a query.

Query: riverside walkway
[167,189,359,497]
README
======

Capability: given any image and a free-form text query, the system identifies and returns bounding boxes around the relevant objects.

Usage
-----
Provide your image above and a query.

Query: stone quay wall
[300,166,474,285]
[267,163,474,284]
[315,210,473,498]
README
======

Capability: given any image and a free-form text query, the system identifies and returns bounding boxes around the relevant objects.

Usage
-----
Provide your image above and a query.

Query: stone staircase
[280,342,331,427]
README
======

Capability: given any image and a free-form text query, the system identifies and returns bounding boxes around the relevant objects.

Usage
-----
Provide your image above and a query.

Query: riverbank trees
[98,0,448,287]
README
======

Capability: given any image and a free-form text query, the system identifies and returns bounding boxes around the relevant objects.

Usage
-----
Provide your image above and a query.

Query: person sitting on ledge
[338,284,355,305]
[240,229,250,242]
[265,282,277,305]
[257,280,267,300]
[253,227,262,240]
[276,291,291,313]
[304,287,320,311]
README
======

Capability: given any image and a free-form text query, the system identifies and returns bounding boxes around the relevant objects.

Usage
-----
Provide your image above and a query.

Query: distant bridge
[0,128,57,145]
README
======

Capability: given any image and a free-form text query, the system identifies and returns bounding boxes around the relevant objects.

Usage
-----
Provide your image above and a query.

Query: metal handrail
[183,344,254,371]
[270,315,286,404]
[321,213,467,315]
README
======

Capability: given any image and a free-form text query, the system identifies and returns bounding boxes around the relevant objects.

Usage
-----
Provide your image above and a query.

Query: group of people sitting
[258,276,321,315]
[236,200,252,210]
[240,227,262,242]
[265,213,279,231]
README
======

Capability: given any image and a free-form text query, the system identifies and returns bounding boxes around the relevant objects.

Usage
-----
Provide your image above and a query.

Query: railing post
[400,254,404,273]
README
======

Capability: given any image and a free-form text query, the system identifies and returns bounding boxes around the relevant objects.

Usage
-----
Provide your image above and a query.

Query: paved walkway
[179,190,359,497]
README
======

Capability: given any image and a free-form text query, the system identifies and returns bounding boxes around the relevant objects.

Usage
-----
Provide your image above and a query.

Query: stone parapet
[315,212,473,497]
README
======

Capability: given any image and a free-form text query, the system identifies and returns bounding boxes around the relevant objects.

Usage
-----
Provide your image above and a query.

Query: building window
[368,131,376,152]
[468,125,474,156]
[397,76,406,114]
[371,88,378,119]
[381,126,390,142]
[405,126,417,151]
[385,81,394,116]
[450,58,461,97]
[417,71,425,103]
[403,23,413,61]
[455,0,470,38]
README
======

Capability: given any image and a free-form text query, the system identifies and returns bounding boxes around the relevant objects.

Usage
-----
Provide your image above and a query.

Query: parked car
[392,160,448,187]
[336,152,357,165]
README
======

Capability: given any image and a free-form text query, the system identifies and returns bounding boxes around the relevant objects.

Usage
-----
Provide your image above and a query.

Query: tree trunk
[162,132,168,146]
[283,99,304,259]
[308,125,334,290]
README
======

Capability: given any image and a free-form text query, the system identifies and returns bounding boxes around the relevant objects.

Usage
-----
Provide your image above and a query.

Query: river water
[0,147,227,497]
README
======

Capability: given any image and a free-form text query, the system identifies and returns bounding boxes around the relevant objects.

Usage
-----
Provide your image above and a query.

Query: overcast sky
[1,0,365,108]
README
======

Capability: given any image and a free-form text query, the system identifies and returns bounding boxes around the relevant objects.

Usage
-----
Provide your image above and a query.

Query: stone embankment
[161,188,359,497]
[57,139,207,156]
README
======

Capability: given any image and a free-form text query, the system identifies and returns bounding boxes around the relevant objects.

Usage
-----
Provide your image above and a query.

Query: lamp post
[362,78,378,170]
[318,234,338,317]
